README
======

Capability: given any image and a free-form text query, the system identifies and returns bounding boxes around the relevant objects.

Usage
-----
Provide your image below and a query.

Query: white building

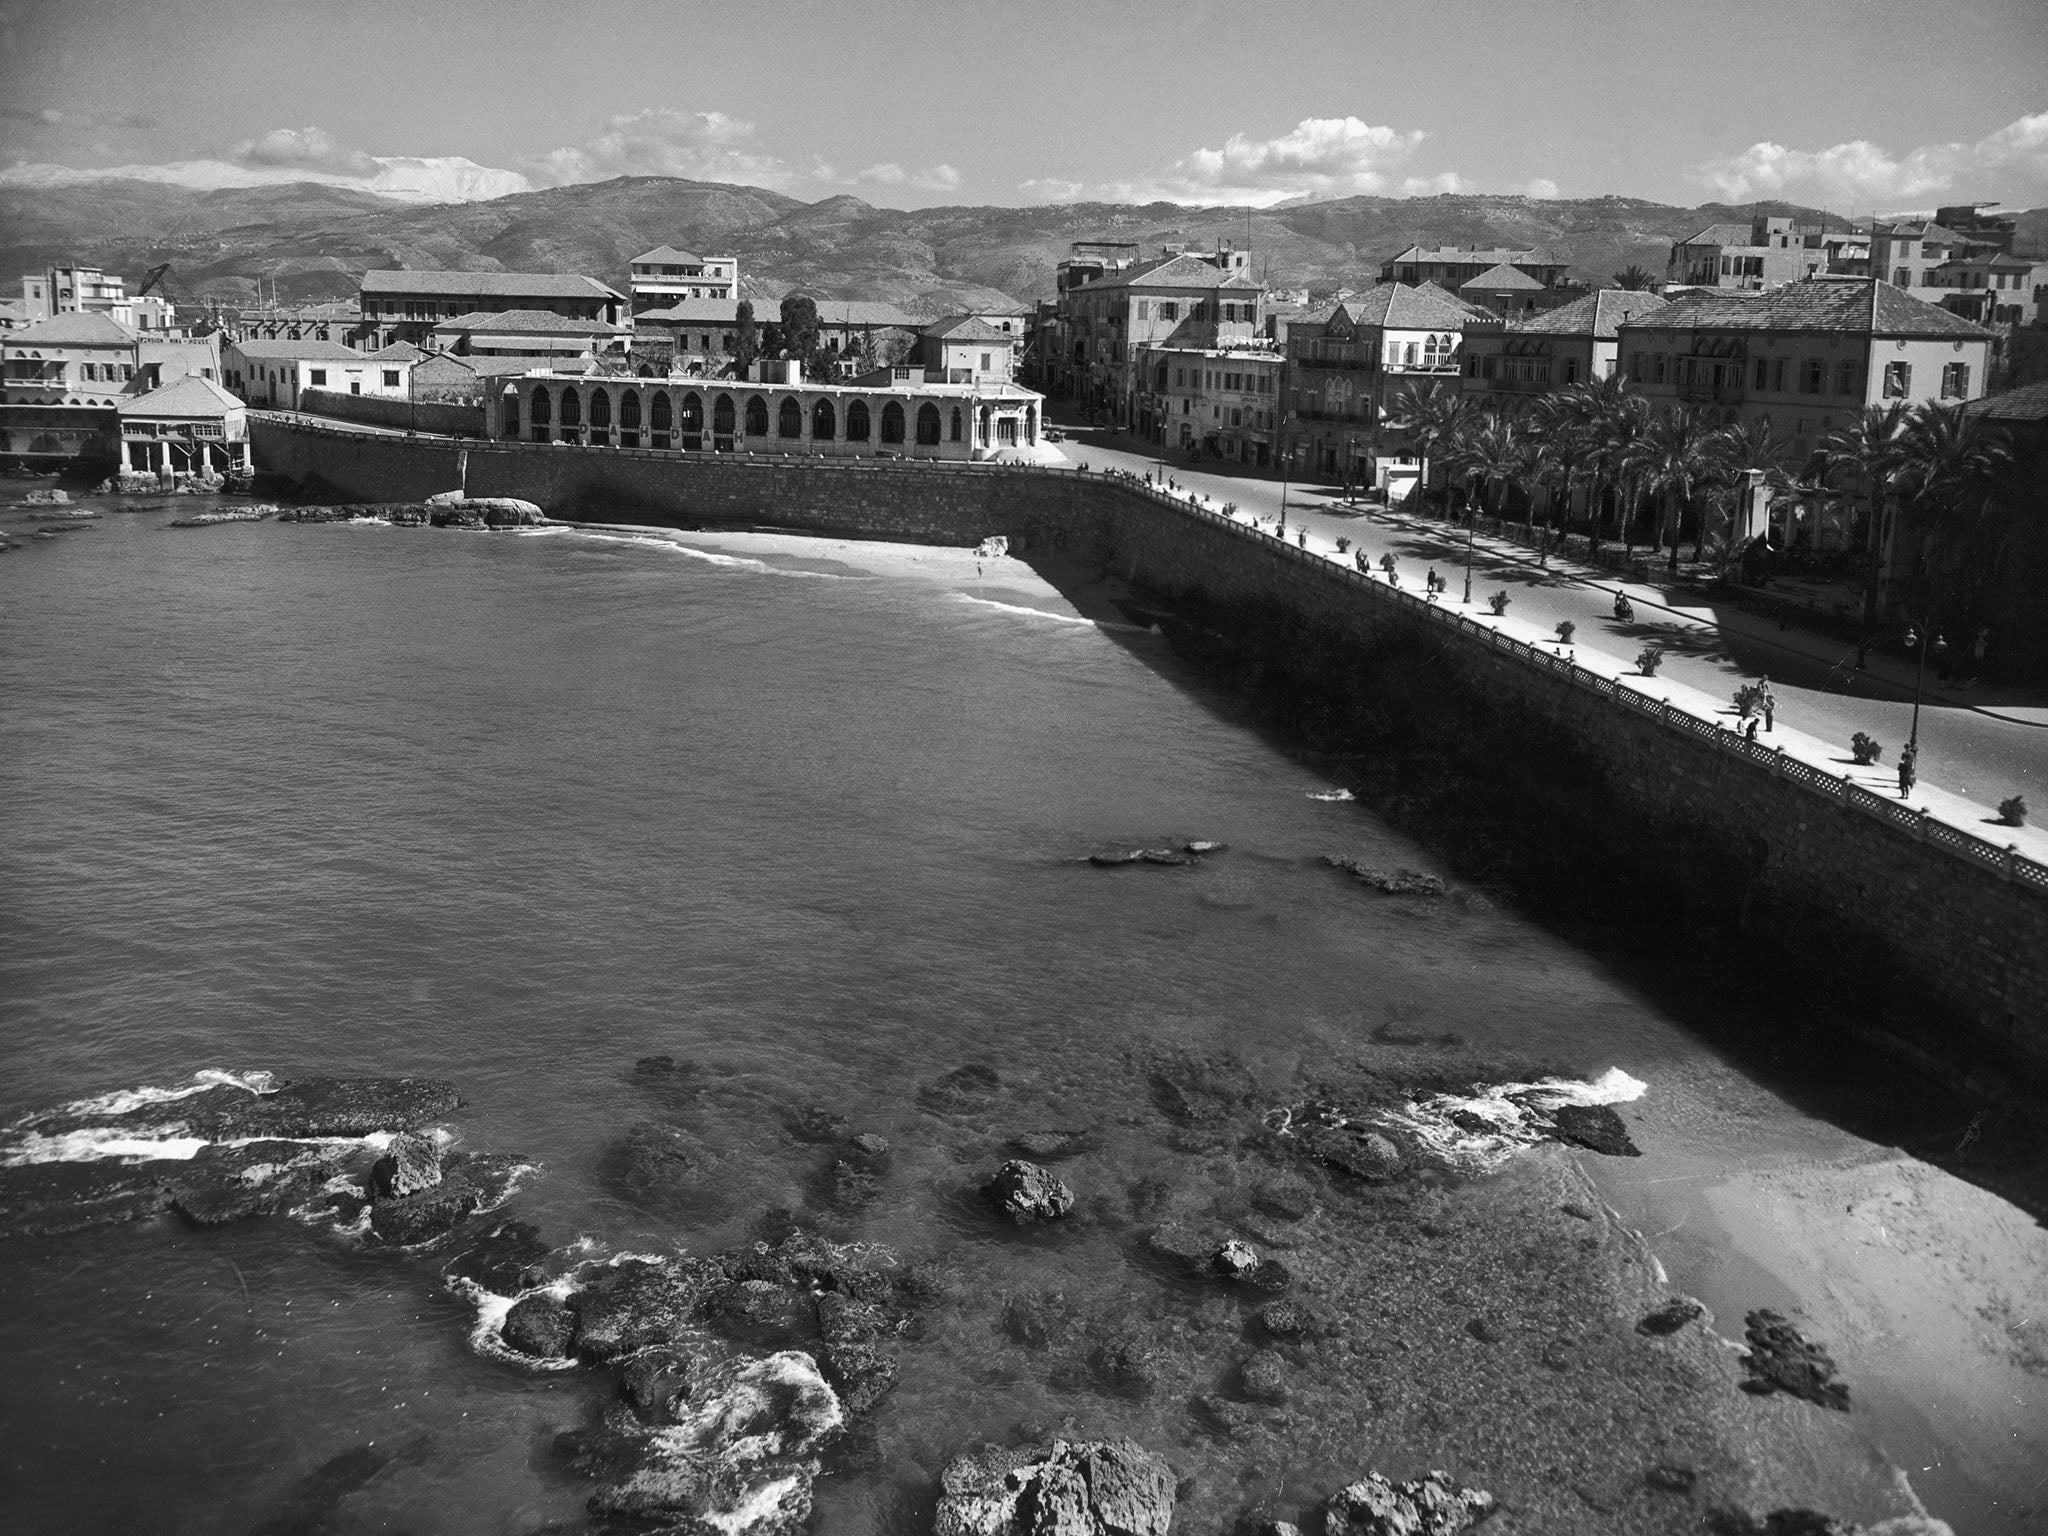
[628,247,739,312]
[225,338,414,411]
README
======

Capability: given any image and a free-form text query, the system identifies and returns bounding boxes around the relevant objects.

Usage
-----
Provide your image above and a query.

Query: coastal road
[1056,421,2047,810]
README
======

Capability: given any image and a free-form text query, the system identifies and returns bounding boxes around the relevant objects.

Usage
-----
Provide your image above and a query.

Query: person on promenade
[1965,624,1990,689]
[1898,740,1917,799]
[1427,566,1441,592]
[1757,677,1776,732]
[1355,549,1370,574]
[1746,717,1760,743]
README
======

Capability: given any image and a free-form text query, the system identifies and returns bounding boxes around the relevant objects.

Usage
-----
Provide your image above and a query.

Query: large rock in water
[371,1132,441,1198]
[501,1294,574,1359]
[1323,1471,1496,1535]
[935,1438,1175,1536]
[984,1160,1075,1223]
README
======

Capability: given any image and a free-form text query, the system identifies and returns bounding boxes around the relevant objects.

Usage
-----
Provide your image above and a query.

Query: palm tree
[1627,404,1719,574]
[1702,418,1788,568]
[1381,382,1466,516]
[1889,402,2016,620]
[1821,402,1908,627]
[1527,388,1596,558]
[1452,410,1529,518]
[1612,265,1657,291]
[1588,384,1654,553]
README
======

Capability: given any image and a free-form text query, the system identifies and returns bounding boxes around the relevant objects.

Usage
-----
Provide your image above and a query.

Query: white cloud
[1018,116,1451,208]
[857,161,962,192]
[1694,111,2048,208]
[1523,177,1560,199]
[525,109,796,190]
[233,125,378,176]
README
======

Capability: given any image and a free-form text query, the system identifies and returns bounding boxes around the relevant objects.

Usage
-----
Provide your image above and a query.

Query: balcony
[1679,378,1745,404]
[1292,354,1373,372]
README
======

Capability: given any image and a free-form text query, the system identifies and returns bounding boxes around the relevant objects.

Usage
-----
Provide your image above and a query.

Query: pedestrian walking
[1758,676,1776,732]
[1966,624,1990,688]
[1898,741,1917,799]
[1355,550,1369,574]
[1427,566,1440,592]
[1746,717,1760,743]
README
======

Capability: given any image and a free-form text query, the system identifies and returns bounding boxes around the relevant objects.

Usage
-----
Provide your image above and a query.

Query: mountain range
[4,175,2044,320]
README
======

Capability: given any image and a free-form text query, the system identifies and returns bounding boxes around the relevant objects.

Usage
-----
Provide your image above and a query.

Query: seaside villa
[496,363,1057,464]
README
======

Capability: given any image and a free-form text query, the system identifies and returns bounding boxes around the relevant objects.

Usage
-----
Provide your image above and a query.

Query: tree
[1381,381,1466,514]
[1527,387,1599,556]
[1612,265,1657,291]
[1627,404,1718,573]
[1581,378,1652,552]
[780,294,822,379]
[1448,409,1528,520]
[1822,402,1909,626]
[734,300,759,374]
[1889,401,2016,620]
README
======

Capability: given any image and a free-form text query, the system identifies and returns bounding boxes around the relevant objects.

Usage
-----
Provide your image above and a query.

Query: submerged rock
[984,1160,1075,1223]
[368,1169,482,1245]
[1741,1309,1850,1410]
[921,1063,1004,1113]
[934,1437,1176,1536]
[1300,1124,1405,1183]
[1323,1471,1497,1535]
[1637,1296,1706,1337]
[1322,856,1452,898]
[569,1257,708,1361]
[619,1342,707,1420]
[1550,1103,1641,1157]
[821,1341,898,1414]
[602,1121,722,1212]
[1237,1349,1289,1404]
[1008,1127,1100,1161]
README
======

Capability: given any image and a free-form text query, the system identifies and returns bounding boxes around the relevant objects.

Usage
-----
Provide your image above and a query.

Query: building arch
[949,406,963,442]
[880,400,906,444]
[713,393,736,445]
[812,398,836,441]
[680,392,702,433]
[501,388,520,439]
[745,394,769,437]
[978,405,992,445]
[560,386,581,428]
[650,390,671,433]
[1024,403,1037,444]
[620,389,642,429]
[916,402,941,445]
[778,396,803,439]
[530,385,552,426]
[846,399,871,442]
[589,388,611,428]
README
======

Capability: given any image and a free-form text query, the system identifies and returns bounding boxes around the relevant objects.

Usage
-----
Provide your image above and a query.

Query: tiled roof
[115,374,241,417]
[1510,289,1669,338]
[229,338,367,360]
[1962,381,2048,422]
[813,300,925,327]
[922,315,1014,342]
[1385,245,1560,267]
[1677,222,1756,247]
[1621,278,1992,338]
[5,311,138,347]
[1343,282,1479,331]
[432,309,626,335]
[636,298,742,324]
[371,340,425,360]
[1872,222,1967,243]
[1412,281,1491,319]
[1461,262,1546,291]
[1077,253,1261,292]
[359,270,624,301]
[632,246,702,265]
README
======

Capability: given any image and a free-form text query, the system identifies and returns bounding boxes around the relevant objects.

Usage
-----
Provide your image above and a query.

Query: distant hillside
[3,176,2038,318]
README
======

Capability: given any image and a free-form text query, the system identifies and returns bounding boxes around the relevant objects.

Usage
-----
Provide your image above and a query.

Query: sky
[2,0,2045,214]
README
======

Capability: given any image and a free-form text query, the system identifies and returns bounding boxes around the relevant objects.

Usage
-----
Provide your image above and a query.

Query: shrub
[1734,683,1765,717]
[1555,620,1576,645]
[1850,732,1883,765]
[1637,645,1665,676]
[1488,591,1511,615]
[1999,795,2028,827]
[1335,536,1352,554]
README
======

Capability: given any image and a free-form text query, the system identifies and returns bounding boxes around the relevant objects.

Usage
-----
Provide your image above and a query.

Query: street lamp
[1903,624,1947,757]
[1461,501,1476,604]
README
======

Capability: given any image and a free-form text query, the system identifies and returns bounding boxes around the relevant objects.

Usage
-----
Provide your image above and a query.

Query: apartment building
[1460,288,1670,397]
[1135,344,1284,463]
[627,248,738,312]
[430,309,629,359]
[224,338,414,411]
[1048,244,1262,423]
[1283,282,1475,487]
[359,271,628,347]
[1666,216,1834,290]
[1617,278,1992,462]
[916,316,1018,385]
[1,311,222,463]
[1378,245,1571,292]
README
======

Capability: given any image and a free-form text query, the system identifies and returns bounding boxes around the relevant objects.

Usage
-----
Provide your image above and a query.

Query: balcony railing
[1679,378,1745,404]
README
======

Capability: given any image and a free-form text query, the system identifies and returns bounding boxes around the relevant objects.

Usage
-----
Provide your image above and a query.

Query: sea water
[0,505,2018,1533]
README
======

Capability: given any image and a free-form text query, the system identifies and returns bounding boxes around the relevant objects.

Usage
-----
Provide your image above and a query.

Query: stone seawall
[296,391,488,439]
[250,416,2048,1073]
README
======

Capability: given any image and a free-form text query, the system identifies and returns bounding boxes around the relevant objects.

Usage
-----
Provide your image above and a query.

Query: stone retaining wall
[297,390,488,439]
[249,415,2048,1070]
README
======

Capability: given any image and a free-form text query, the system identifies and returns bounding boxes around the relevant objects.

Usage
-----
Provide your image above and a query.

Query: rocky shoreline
[0,1051,1954,1536]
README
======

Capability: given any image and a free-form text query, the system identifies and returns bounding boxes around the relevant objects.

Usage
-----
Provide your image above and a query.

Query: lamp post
[1903,623,1947,757]
[1461,488,1476,604]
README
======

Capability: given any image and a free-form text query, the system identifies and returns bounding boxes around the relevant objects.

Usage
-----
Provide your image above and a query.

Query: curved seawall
[251,415,2048,1083]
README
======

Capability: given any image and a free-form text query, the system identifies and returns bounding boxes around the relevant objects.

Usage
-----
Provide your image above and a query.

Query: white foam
[451,1275,580,1372]
[1308,788,1355,802]
[0,1126,394,1169]
[40,1068,277,1122]
[954,593,1096,626]
[1373,1068,1648,1174]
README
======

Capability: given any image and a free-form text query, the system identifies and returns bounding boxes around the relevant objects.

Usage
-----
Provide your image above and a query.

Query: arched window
[637,365,654,378]
[681,393,703,431]
[778,397,803,438]
[812,398,836,440]
[1025,403,1037,444]
[651,391,671,431]
[589,389,611,428]
[978,405,992,445]
[500,390,520,438]
[530,386,552,425]
[949,406,962,442]
[916,403,941,445]
[621,390,642,428]
[744,395,769,436]
[881,401,905,443]
[847,399,871,441]
[713,394,736,436]
[560,386,581,427]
